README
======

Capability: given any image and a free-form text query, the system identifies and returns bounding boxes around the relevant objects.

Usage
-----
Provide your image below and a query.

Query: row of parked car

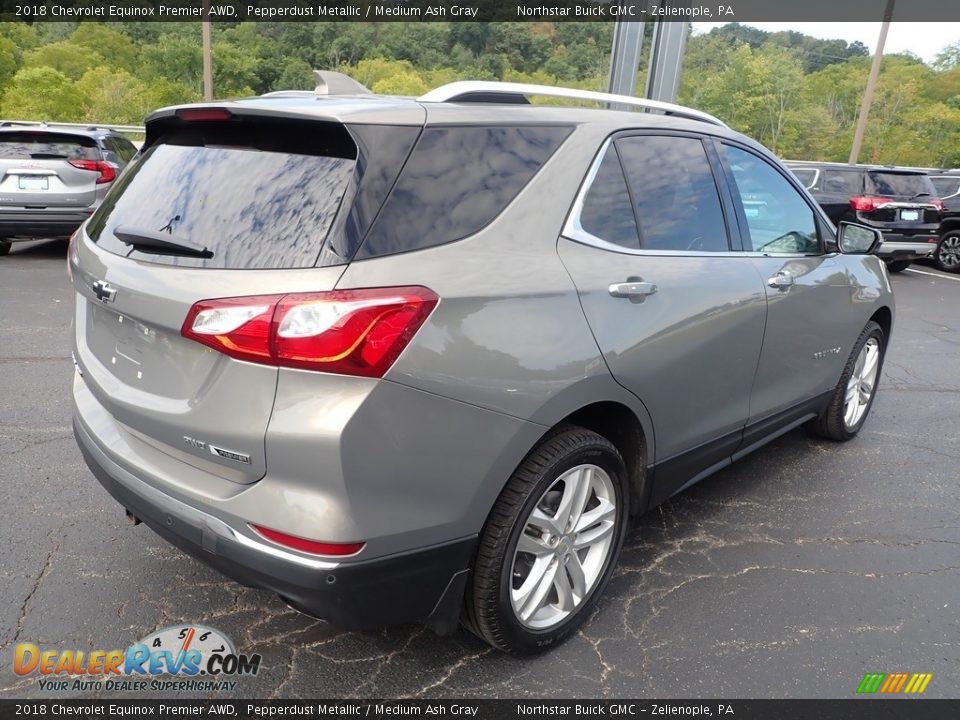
[786,161,960,274]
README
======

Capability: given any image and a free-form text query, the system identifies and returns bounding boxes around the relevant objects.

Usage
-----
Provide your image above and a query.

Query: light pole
[202,0,213,101]
[849,0,896,165]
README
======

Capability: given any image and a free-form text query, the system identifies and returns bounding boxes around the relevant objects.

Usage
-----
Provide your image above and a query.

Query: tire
[463,426,629,653]
[0,240,10,257]
[934,231,960,273]
[885,260,911,273]
[808,320,885,442]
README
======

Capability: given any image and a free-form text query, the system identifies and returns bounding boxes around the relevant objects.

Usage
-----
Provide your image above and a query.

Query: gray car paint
[72,92,894,570]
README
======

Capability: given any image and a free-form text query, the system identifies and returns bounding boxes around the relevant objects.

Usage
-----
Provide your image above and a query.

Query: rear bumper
[876,238,937,261]
[0,210,91,239]
[74,416,476,632]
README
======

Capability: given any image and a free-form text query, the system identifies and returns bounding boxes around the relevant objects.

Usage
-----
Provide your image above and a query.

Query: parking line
[904,268,960,282]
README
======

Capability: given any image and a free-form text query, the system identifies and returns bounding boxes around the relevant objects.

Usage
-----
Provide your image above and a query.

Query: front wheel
[885,260,912,273]
[808,320,885,441]
[464,427,629,653]
[934,231,960,273]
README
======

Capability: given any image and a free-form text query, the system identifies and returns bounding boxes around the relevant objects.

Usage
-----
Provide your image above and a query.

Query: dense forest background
[1,21,959,166]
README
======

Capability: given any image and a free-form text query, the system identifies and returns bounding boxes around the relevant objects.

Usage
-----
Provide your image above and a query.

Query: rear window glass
[356,125,571,259]
[866,172,936,198]
[87,119,356,269]
[0,131,99,160]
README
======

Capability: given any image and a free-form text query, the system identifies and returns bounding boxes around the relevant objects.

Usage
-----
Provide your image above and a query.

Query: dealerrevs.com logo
[14,625,261,693]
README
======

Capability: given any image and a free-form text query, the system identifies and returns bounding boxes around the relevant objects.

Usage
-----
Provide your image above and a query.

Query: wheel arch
[869,305,893,344]
[524,376,656,515]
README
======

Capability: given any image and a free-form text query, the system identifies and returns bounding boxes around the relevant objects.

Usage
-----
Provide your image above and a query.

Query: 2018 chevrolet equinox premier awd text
[71,78,894,653]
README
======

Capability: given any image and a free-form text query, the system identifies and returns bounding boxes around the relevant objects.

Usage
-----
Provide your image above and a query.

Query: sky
[691,22,959,64]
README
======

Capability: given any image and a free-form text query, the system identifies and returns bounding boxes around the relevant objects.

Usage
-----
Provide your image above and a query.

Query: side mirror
[837,221,882,255]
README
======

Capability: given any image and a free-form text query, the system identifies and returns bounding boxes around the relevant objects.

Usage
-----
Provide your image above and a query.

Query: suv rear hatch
[71,110,379,485]
[852,170,942,229]
[0,130,106,210]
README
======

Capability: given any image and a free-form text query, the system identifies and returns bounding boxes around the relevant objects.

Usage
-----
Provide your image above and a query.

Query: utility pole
[848,0,895,165]
[202,0,213,101]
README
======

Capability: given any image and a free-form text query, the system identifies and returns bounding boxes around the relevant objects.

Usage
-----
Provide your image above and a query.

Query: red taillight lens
[182,295,278,363]
[250,525,364,557]
[850,196,893,212]
[932,198,944,214]
[181,287,438,378]
[68,158,116,184]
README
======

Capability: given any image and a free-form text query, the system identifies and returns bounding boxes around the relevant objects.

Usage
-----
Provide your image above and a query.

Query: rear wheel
[934,231,960,273]
[885,260,911,273]
[0,240,10,256]
[464,426,629,653]
[808,320,885,441]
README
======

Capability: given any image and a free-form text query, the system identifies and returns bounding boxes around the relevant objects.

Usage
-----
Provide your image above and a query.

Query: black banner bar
[2,700,960,720]
[3,0,960,23]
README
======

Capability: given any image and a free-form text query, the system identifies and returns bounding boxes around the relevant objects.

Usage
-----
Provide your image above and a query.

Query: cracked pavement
[2,240,959,699]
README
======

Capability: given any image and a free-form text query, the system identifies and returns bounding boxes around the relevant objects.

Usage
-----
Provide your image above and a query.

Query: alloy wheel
[510,464,617,629]
[843,337,880,429]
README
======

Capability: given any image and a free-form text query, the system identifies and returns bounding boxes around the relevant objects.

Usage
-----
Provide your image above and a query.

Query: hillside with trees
[1,21,958,166]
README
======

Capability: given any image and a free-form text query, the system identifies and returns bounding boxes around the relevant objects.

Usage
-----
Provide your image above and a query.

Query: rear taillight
[68,158,116,184]
[181,287,438,378]
[850,196,894,212]
[932,198,944,214]
[250,524,364,557]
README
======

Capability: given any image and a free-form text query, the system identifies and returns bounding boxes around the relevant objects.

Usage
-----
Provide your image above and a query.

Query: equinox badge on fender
[183,436,251,465]
[91,280,117,303]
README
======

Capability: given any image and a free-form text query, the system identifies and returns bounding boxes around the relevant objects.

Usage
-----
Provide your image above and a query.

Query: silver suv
[0,124,137,256]
[71,79,894,653]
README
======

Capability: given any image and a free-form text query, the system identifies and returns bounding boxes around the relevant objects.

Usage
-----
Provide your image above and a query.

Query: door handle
[767,272,795,289]
[608,281,658,301]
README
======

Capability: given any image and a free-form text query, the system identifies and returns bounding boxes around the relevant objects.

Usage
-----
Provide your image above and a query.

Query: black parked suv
[0,124,137,256]
[786,162,942,273]
[927,170,960,273]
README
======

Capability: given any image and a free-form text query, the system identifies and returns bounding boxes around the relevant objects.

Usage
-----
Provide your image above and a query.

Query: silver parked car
[0,124,137,256]
[71,79,894,653]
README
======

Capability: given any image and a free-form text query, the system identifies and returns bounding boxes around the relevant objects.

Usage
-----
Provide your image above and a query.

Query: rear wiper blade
[114,225,213,259]
[910,192,932,200]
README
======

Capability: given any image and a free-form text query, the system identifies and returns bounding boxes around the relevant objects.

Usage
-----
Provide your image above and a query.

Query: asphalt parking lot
[2,239,959,700]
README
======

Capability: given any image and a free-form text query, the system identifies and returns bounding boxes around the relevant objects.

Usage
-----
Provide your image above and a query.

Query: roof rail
[418,81,727,128]
[0,119,145,134]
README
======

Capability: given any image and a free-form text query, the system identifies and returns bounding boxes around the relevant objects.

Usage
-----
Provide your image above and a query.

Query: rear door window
[789,167,818,189]
[0,132,99,160]
[616,135,730,252]
[86,119,357,269]
[931,176,960,199]
[576,145,640,249]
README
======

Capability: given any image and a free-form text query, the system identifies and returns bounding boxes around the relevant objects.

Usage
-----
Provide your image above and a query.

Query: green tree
[69,25,138,72]
[77,66,149,125]
[141,34,203,92]
[23,41,104,81]
[1,66,87,121]
[275,59,315,91]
